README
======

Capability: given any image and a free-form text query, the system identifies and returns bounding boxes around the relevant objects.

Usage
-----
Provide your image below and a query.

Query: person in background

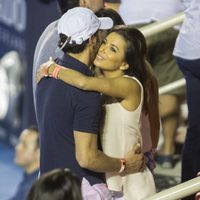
[9,126,40,200]
[32,0,105,105]
[173,0,200,199]
[26,169,82,200]
[79,0,105,12]
[33,0,79,103]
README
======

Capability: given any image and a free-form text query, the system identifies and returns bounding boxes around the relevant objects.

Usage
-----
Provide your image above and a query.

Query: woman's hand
[36,57,55,83]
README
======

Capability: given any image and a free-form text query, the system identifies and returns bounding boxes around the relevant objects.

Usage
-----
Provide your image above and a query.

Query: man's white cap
[57,7,113,45]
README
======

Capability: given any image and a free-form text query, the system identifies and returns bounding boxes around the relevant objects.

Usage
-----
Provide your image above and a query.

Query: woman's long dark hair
[113,27,149,113]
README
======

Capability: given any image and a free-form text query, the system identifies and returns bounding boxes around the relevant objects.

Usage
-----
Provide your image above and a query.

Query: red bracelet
[118,159,126,174]
[52,65,62,79]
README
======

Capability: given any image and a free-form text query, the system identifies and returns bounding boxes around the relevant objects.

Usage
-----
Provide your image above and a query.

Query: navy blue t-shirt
[35,54,104,185]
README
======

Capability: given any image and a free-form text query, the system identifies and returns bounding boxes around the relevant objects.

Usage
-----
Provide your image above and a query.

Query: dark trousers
[176,57,200,200]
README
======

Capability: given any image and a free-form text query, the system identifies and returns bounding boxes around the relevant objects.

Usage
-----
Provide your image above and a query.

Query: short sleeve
[73,89,102,134]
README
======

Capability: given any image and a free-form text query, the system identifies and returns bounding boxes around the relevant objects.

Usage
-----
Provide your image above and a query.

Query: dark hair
[58,34,89,54]
[95,8,124,26]
[27,125,39,149]
[112,27,149,113]
[26,169,82,200]
[56,0,79,15]
[58,30,100,54]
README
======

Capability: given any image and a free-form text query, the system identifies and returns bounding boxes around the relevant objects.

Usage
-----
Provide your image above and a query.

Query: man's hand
[36,57,55,83]
[121,143,145,176]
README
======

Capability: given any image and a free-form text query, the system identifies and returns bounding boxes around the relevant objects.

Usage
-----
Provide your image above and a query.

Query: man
[32,0,104,101]
[35,7,143,199]
[9,126,39,200]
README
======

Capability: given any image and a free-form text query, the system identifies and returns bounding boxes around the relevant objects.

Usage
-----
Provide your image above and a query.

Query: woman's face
[94,32,127,72]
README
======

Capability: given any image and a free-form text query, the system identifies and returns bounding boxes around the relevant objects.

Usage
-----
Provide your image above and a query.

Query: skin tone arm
[74,131,144,175]
[37,61,141,110]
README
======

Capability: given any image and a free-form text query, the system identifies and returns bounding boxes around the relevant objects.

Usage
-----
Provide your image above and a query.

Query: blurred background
[0,0,60,144]
[0,1,59,199]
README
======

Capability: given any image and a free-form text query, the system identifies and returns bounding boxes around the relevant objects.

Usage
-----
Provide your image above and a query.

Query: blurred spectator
[26,169,82,200]
[9,126,39,200]
[173,0,200,199]
[119,0,186,168]
[32,0,104,105]
[79,0,104,12]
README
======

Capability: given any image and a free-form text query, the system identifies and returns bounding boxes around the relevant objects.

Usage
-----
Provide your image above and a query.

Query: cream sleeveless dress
[101,76,156,200]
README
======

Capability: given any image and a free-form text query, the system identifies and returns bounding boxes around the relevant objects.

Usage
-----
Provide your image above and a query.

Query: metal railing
[159,78,185,95]
[139,12,185,38]
[145,177,200,200]
[139,12,186,95]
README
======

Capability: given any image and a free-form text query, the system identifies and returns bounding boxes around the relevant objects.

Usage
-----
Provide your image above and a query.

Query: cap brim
[98,17,113,30]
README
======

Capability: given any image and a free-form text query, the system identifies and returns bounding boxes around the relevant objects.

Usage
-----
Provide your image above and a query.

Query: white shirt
[173,0,200,60]
[119,0,185,25]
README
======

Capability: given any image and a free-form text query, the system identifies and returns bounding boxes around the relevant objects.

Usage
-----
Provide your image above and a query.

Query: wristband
[118,159,126,174]
[52,65,62,79]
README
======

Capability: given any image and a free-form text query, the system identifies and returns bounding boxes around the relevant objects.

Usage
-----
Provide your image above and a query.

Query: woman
[37,27,158,199]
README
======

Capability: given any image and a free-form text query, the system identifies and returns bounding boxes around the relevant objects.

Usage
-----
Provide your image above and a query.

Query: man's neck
[68,48,92,67]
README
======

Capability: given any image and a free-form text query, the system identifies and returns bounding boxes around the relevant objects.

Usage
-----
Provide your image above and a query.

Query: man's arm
[74,131,144,175]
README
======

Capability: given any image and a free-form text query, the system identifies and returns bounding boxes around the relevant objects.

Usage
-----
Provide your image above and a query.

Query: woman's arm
[37,60,140,99]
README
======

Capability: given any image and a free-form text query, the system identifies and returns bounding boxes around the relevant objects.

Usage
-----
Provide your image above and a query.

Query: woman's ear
[120,62,129,71]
